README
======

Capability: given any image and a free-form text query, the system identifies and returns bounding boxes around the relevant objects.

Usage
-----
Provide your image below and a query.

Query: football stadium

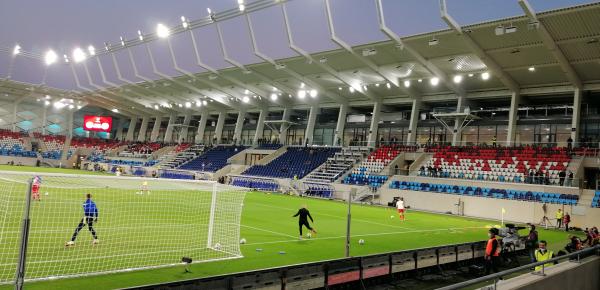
[1,0,599,289]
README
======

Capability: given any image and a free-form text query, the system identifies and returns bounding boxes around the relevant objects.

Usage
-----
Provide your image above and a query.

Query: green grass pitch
[0,166,572,290]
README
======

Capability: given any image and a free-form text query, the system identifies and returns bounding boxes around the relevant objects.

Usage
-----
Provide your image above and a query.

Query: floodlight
[270,93,278,101]
[185,102,191,108]
[418,79,423,83]
[202,100,208,106]
[403,80,410,88]
[63,54,69,63]
[156,23,170,38]
[430,77,440,86]
[244,89,249,94]
[76,105,82,109]
[68,104,74,109]
[120,36,125,46]
[386,82,391,89]
[300,82,305,88]
[349,86,355,93]
[45,50,58,65]
[138,30,144,41]
[363,85,368,91]
[181,16,189,29]
[112,108,119,113]
[72,47,86,63]
[272,86,278,91]
[242,96,250,103]
[87,45,96,56]
[481,72,490,80]
[528,66,535,72]
[178,103,183,108]
[238,0,245,11]
[309,89,318,98]
[53,102,65,109]
[44,100,50,106]
[338,87,342,90]
[453,75,463,84]
[298,90,306,99]
[468,73,474,77]
[13,44,21,55]
[195,101,201,107]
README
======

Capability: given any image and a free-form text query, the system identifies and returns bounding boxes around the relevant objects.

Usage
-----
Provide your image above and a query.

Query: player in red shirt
[31,176,42,201]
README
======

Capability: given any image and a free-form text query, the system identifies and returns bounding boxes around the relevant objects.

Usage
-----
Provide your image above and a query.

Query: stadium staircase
[303,147,367,183]
[252,145,288,165]
[158,145,205,169]
[578,190,595,207]
[352,187,377,202]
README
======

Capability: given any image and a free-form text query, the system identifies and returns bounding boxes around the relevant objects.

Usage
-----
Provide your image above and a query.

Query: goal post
[0,171,247,284]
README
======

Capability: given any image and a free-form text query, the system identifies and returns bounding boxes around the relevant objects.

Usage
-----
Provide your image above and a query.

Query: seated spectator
[564,235,583,253]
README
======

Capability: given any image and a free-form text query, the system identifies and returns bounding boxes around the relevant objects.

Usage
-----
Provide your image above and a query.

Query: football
[214,243,221,250]
[306,233,312,238]
[240,238,247,244]
[358,239,365,245]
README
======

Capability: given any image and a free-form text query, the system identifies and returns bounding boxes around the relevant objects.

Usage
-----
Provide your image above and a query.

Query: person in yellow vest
[555,209,563,229]
[484,228,501,275]
[534,240,554,272]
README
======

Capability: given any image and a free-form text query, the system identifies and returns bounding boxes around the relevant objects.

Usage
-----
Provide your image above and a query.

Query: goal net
[0,171,246,284]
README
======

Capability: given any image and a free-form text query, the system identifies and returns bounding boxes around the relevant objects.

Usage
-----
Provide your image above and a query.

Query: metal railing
[437,245,600,290]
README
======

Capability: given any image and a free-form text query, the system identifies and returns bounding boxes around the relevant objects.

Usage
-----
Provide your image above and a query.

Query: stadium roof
[1,0,599,117]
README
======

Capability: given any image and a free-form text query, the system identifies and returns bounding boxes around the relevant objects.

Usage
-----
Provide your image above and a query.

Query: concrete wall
[0,156,38,166]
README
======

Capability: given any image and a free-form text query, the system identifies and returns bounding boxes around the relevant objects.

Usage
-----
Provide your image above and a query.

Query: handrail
[436,245,600,290]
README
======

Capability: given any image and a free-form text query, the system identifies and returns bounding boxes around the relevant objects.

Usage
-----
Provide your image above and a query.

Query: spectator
[563,212,571,231]
[534,240,554,272]
[555,209,563,229]
[558,170,566,186]
[565,235,583,253]
[567,136,573,153]
[525,224,539,263]
[491,135,497,147]
[566,171,574,187]
[581,228,598,247]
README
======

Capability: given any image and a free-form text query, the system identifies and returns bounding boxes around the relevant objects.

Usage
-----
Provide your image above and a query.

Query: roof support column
[11,101,19,132]
[234,110,246,145]
[125,117,138,142]
[571,88,582,144]
[253,109,267,145]
[195,111,208,144]
[305,105,318,145]
[334,104,348,146]
[41,106,47,135]
[150,116,162,142]
[367,101,382,147]
[452,96,466,146]
[214,112,225,145]
[164,114,176,143]
[279,108,291,145]
[115,118,124,141]
[179,113,192,143]
[507,91,521,146]
[136,116,149,142]
[407,99,421,145]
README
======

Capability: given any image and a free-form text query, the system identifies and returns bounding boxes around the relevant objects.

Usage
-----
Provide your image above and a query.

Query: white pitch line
[250,202,412,230]
[240,224,297,239]
[242,226,485,246]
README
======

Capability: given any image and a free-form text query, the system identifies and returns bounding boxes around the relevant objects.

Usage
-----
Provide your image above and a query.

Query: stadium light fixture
[528,66,536,72]
[63,54,70,63]
[156,23,170,38]
[244,89,249,94]
[195,101,201,107]
[181,16,189,29]
[202,100,208,106]
[13,44,21,55]
[403,80,410,88]
[154,104,159,109]
[138,30,144,41]
[88,45,96,56]
[242,96,250,103]
[309,89,318,98]
[300,82,305,89]
[120,36,125,46]
[178,103,183,108]
[349,86,355,93]
[238,0,245,12]
[72,47,86,63]
[45,50,58,65]
[468,73,474,77]
[185,102,191,108]
[481,72,490,80]
[418,79,423,83]
[270,93,278,101]
[53,101,65,109]
[68,104,74,110]
[338,87,342,90]
[430,77,440,86]
[298,90,306,99]
[44,100,50,106]
[386,82,391,89]
[76,105,82,110]
[453,75,463,84]
[363,85,368,91]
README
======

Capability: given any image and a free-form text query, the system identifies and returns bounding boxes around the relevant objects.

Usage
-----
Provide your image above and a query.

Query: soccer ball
[65,241,75,247]
[306,233,312,239]
[214,243,221,250]
[44,192,49,196]
[358,239,365,245]
[390,215,394,218]
[240,238,247,244]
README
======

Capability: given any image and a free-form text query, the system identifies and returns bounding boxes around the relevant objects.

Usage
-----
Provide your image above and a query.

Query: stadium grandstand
[1,0,600,289]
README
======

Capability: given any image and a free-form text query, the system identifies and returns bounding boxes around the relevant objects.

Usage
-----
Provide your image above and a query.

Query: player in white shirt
[396,197,406,221]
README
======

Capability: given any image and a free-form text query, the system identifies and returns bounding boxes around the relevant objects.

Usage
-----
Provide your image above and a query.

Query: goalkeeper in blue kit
[66,193,99,246]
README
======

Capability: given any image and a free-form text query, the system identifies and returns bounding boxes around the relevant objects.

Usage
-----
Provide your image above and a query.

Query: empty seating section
[303,148,365,182]
[593,192,600,208]
[342,145,415,189]
[302,183,334,198]
[256,143,283,150]
[242,147,340,179]
[423,146,571,184]
[38,134,66,159]
[0,130,35,157]
[389,181,579,205]
[159,169,195,180]
[231,177,279,191]
[179,146,246,172]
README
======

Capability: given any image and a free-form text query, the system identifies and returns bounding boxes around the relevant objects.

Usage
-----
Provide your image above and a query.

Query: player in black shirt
[293,205,317,239]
